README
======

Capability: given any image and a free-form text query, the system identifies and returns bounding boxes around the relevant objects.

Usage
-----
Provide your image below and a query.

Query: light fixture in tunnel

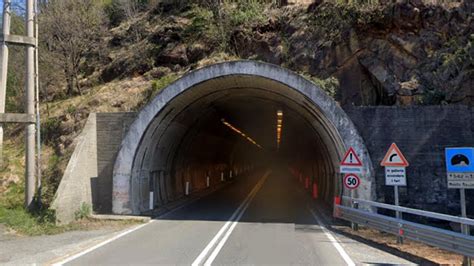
[276,110,283,150]
[221,119,262,149]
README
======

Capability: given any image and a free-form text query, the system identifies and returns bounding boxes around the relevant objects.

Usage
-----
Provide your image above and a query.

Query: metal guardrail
[334,196,474,258]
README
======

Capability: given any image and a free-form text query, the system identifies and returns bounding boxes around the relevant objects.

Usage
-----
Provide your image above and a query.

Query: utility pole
[34,0,42,204]
[0,0,11,168]
[25,0,36,208]
[0,0,39,209]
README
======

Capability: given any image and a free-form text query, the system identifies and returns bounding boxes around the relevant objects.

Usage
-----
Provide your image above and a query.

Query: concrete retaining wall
[345,105,474,215]
[51,113,136,223]
[51,114,98,224]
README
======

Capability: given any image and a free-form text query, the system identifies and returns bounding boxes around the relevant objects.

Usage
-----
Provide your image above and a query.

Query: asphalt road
[62,168,410,265]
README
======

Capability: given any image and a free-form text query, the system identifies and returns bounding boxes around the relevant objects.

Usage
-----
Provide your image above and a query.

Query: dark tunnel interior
[129,75,344,217]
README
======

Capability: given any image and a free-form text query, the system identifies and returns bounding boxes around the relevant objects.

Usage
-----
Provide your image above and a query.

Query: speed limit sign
[344,173,360,189]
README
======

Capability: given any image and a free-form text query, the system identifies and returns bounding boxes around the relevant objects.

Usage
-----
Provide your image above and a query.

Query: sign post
[445,147,473,266]
[344,173,361,230]
[340,147,363,231]
[381,143,409,244]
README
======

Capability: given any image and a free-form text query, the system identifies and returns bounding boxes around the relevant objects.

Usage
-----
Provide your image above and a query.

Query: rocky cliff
[93,1,473,107]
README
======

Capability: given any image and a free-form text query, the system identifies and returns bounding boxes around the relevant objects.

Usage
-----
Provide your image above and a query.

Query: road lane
[210,169,349,265]
[65,170,267,265]
[193,171,271,266]
[61,167,409,265]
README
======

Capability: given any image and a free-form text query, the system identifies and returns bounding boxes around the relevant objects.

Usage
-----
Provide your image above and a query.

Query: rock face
[96,2,473,107]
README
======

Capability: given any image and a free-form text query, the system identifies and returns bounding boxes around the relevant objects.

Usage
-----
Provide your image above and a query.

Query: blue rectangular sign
[445,147,474,173]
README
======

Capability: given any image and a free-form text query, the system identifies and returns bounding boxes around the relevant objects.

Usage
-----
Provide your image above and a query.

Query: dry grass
[337,226,464,265]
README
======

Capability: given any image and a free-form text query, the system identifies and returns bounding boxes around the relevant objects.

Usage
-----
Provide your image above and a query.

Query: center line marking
[192,170,271,266]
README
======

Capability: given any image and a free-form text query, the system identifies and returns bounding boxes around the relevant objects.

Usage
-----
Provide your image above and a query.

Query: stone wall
[95,113,136,213]
[345,105,474,216]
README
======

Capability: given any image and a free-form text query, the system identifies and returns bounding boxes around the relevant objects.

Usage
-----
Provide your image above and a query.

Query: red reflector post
[334,196,341,205]
[312,183,318,199]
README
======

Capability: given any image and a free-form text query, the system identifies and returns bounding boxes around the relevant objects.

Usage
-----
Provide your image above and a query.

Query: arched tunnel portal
[112,61,374,215]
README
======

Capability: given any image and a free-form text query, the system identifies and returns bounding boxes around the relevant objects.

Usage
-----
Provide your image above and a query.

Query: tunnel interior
[130,74,347,214]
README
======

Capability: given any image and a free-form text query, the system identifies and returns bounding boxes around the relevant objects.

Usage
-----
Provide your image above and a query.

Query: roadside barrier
[335,196,474,258]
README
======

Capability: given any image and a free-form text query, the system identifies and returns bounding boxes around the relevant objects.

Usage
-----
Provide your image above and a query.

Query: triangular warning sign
[381,143,409,167]
[340,147,362,166]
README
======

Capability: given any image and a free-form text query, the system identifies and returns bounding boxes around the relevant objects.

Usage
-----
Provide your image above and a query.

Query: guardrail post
[462,223,472,266]
[461,225,472,266]
[461,188,472,266]
[351,199,359,231]
[397,223,404,245]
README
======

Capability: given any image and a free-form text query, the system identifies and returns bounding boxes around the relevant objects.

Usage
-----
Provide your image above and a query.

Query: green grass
[0,206,75,236]
[0,140,71,236]
[0,178,69,236]
[0,205,142,236]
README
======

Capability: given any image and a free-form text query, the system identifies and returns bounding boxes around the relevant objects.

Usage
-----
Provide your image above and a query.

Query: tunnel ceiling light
[276,110,283,150]
[221,119,262,149]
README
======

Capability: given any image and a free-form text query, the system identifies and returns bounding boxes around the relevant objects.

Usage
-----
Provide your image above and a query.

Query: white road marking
[52,220,153,265]
[192,170,271,266]
[309,208,355,266]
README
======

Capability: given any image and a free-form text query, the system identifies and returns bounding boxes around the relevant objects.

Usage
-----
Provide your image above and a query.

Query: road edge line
[52,220,153,265]
[309,208,355,266]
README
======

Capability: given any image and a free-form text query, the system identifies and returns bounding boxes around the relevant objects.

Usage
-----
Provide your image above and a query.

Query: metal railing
[334,196,474,258]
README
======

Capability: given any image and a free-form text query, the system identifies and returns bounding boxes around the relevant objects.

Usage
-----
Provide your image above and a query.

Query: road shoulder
[0,219,142,265]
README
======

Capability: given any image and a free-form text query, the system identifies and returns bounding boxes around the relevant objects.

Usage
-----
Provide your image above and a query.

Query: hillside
[95,1,473,106]
[0,0,472,223]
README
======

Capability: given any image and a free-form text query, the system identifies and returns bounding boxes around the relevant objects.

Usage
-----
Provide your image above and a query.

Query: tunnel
[112,60,374,215]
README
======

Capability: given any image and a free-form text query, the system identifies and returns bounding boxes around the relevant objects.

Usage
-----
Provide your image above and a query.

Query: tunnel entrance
[112,61,373,215]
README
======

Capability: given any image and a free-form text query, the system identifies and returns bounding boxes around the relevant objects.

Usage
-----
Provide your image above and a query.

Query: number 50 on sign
[344,173,360,189]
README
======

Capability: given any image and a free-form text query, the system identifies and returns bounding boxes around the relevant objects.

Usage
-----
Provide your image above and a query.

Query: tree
[40,0,105,96]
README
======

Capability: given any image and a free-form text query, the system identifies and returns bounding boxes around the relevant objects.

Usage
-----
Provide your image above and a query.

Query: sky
[1,0,27,13]
[1,0,28,32]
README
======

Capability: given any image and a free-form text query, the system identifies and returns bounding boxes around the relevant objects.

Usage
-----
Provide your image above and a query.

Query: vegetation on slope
[0,0,472,229]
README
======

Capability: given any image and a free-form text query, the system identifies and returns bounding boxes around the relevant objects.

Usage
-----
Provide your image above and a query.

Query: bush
[301,74,339,99]
[143,74,179,101]
[184,5,220,43]
[41,117,62,145]
[41,153,64,206]
[227,1,266,27]
[66,105,77,115]
[74,202,92,220]
[418,89,447,105]
[184,2,267,52]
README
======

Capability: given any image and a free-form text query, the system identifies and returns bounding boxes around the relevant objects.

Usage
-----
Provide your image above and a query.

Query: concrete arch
[113,60,374,214]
